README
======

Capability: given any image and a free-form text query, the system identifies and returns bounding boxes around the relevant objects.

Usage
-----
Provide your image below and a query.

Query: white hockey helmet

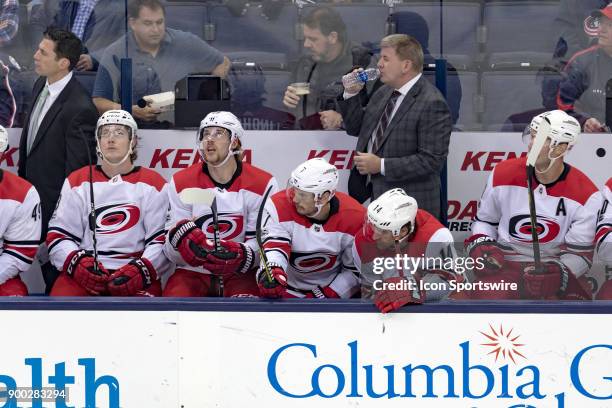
[95,110,138,166]
[540,110,581,148]
[197,111,244,166]
[0,125,8,153]
[365,188,418,239]
[289,158,339,198]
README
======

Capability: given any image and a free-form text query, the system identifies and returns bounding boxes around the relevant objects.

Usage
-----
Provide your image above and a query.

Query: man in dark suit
[338,34,451,220]
[18,27,98,291]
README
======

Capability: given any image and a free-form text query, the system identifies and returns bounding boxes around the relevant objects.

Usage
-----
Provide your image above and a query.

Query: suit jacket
[338,75,452,219]
[18,75,98,235]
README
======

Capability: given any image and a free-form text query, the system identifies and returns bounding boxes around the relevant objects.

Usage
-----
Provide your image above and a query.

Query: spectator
[282,6,371,129]
[228,62,295,130]
[338,34,452,220]
[0,0,18,47]
[18,27,98,292]
[557,4,612,132]
[92,0,230,127]
[30,0,125,71]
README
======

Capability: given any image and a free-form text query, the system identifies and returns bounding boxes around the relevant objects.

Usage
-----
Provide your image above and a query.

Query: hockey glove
[257,262,288,298]
[108,258,158,296]
[523,261,569,299]
[466,234,505,276]
[374,276,424,313]
[305,285,340,299]
[63,250,109,295]
[169,220,212,266]
[204,240,255,278]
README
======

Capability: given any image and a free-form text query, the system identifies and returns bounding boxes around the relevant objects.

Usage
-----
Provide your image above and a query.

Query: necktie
[27,85,49,155]
[371,90,401,153]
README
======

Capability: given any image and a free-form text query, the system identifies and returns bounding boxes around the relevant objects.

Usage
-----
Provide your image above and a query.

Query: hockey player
[595,178,612,300]
[0,126,41,295]
[353,188,458,313]
[163,111,278,297]
[257,158,364,299]
[465,110,600,300]
[46,110,168,296]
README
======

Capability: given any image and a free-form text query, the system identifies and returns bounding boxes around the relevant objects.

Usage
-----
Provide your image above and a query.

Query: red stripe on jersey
[596,226,612,244]
[263,240,291,257]
[4,244,37,259]
[492,157,598,205]
[271,191,365,234]
[68,167,166,191]
[0,171,33,203]
[606,178,612,192]
[46,231,70,247]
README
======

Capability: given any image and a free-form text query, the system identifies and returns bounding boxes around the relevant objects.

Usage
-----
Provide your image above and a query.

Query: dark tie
[371,90,401,153]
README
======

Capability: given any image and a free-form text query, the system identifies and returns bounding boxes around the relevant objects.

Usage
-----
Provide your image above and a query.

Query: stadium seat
[74,71,97,97]
[423,69,479,130]
[208,4,300,58]
[301,4,390,48]
[261,69,292,112]
[481,69,560,130]
[164,2,209,39]
[392,2,481,69]
[226,51,289,70]
[483,1,560,66]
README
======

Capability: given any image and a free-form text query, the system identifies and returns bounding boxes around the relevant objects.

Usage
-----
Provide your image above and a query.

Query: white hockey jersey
[164,162,278,273]
[262,191,365,298]
[471,157,600,277]
[47,166,168,272]
[0,170,41,283]
[596,178,612,263]
[352,209,457,300]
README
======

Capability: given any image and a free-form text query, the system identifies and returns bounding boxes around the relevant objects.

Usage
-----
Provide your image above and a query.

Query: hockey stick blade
[526,117,551,167]
[179,188,215,206]
[256,185,274,283]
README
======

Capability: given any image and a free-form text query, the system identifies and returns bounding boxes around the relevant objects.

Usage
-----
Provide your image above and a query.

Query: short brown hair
[303,6,347,44]
[380,34,424,73]
[128,0,165,19]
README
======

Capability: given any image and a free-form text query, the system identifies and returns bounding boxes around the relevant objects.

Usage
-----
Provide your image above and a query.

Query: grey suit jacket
[338,75,452,219]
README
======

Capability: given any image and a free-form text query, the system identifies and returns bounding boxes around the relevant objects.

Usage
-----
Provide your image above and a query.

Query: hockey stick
[525,117,550,274]
[256,185,274,283]
[79,129,101,275]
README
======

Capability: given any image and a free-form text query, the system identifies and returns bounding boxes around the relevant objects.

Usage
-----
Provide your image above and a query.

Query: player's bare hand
[132,104,161,122]
[319,110,343,130]
[354,152,381,175]
[584,117,606,133]
[75,54,94,71]
[283,86,300,109]
[342,68,365,94]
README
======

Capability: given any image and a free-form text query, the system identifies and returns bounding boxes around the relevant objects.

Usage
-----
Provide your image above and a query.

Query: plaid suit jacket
[338,75,452,219]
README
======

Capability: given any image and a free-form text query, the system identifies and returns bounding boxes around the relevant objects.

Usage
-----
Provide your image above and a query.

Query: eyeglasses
[200,128,229,141]
[98,127,129,140]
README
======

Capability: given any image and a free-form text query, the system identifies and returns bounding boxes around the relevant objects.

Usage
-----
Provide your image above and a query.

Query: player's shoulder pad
[413,209,448,242]
[269,190,298,222]
[129,167,167,191]
[172,162,214,194]
[327,192,366,234]
[232,163,275,195]
[605,177,612,194]
[491,157,528,188]
[563,165,599,205]
[0,170,35,203]
[66,166,107,188]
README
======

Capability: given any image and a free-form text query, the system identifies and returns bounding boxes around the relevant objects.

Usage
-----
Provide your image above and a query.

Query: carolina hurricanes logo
[196,213,244,240]
[95,203,140,235]
[290,251,338,273]
[508,214,561,243]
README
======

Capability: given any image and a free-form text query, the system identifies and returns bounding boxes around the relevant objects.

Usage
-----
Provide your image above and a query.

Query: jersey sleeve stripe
[3,249,34,264]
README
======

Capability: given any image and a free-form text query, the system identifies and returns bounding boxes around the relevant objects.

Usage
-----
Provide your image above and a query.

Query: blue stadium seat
[164,2,209,39]
[481,70,559,130]
[423,69,479,130]
[74,71,97,96]
[483,1,560,66]
[261,69,292,112]
[393,2,481,68]
[209,4,300,58]
[301,4,390,48]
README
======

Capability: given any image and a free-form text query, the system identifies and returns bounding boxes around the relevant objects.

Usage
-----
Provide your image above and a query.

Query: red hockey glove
[108,258,158,296]
[204,240,255,278]
[168,220,212,266]
[257,262,288,298]
[466,234,505,276]
[305,286,340,299]
[374,276,424,313]
[63,250,109,295]
[523,261,569,299]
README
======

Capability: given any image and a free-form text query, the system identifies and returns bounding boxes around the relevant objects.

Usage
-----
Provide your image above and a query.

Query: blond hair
[380,34,424,73]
